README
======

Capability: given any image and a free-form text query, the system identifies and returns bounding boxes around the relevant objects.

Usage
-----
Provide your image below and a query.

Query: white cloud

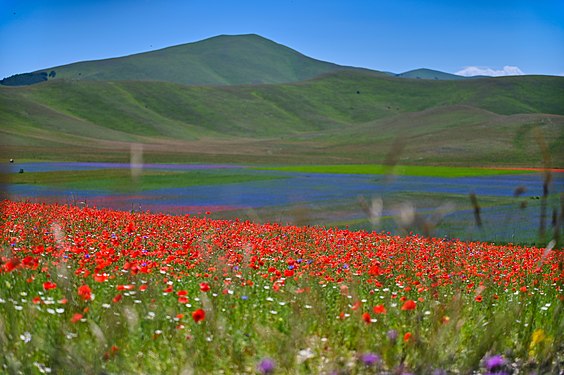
[455,65,525,77]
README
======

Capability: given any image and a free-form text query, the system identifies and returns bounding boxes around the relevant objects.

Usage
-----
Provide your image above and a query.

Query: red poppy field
[0,200,562,374]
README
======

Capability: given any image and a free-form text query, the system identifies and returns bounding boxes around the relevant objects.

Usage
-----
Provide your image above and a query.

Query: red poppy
[199,283,210,292]
[192,308,205,323]
[362,312,371,324]
[403,332,412,342]
[43,281,57,290]
[178,296,189,304]
[284,269,294,277]
[78,285,92,301]
[3,258,20,272]
[401,300,416,310]
[93,274,108,283]
[71,313,83,323]
[113,294,123,303]
[373,305,387,314]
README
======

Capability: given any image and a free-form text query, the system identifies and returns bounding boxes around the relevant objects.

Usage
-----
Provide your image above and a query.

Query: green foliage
[0,72,48,86]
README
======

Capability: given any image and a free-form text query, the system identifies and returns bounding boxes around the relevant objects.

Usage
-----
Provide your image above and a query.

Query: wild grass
[0,201,562,374]
[9,169,283,192]
[258,164,534,178]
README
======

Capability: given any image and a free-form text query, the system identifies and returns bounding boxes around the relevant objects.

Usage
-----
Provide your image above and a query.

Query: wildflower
[93,274,108,282]
[192,308,205,323]
[199,283,210,292]
[373,304,387,314]
[71,313,83,323]
[530,329,546,348]
[387,329,398,342]
[297,348,315,364]
[475,295,483,303]
[484,354,505,371]
[360,352,380,366]
[3,258,20,272]
[401,300,416,310]
[77,285,92,301]
[43,282,57,291]
[362,312,371,324]
[20,332,32,343]
[257,358,276,374]
[403,332,412,342]
[178,296,189,304]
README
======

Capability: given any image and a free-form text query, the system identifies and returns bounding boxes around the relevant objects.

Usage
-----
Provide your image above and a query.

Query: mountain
[395,68,467,80]
[1,34,375,86]
[1,70,562,166]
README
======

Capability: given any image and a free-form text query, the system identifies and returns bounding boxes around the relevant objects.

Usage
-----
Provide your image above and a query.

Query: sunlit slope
[395,68,467,80]
[1,71,563,164]
[23,34,363,86]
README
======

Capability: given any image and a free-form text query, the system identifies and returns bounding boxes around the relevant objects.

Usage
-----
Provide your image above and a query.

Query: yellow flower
[528,328,552,358]
[529,329,546,349]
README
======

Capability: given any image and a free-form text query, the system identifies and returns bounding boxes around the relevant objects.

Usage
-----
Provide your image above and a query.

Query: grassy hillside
[1,71,563,166]
[395,68,467,80]
[4,34,370,86]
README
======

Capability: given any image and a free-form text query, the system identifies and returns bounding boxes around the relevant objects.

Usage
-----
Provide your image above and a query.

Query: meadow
[6,162,562,245]
[2,33,563,374]
[0,200,562,374]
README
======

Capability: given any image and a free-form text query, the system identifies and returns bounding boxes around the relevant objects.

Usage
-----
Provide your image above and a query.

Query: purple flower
[387,329,398,342]
[432,370,447,375]
[360,352,380,366]
[485,354,506,370]
[257,358,275,374]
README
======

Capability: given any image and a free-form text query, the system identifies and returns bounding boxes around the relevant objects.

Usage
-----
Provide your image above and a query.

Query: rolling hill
[1,68,563,166]
[1,34,375,86]
[395,68,467,80]
[0,34,476,87]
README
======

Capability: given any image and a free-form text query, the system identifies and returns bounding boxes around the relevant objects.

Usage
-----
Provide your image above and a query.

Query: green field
[259,164,536,177]
[9,169,282,192]
[2,71,563,166]
[1,34,563,167]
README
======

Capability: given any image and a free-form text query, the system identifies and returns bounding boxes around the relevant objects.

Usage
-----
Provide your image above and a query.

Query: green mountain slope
[1,71,562,165]
[2,34,372,86]
[395,68,467,80]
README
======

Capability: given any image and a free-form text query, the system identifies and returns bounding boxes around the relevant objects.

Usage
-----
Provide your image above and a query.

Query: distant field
[9,168,283,191]
[259,164,536,177]
[2,72,563,167]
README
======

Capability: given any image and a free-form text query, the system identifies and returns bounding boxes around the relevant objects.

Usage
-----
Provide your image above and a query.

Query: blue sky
[1,0,563,78]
